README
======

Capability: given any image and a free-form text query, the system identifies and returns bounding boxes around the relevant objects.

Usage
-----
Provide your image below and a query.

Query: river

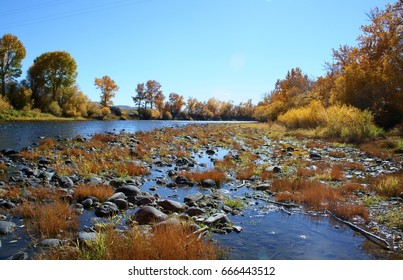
[0,120,376,259]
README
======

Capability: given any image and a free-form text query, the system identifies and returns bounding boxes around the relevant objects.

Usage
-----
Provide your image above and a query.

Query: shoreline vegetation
[0,122,402,260]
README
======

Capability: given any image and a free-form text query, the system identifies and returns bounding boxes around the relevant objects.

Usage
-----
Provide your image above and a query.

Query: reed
[74,184,114,201]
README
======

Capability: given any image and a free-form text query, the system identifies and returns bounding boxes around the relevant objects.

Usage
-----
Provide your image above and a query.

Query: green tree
[28,51,77,110]
[0,34,26,97]
[94,75,119,108]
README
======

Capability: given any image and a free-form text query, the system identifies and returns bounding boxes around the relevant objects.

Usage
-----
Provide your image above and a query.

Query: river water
[0,120,375,259]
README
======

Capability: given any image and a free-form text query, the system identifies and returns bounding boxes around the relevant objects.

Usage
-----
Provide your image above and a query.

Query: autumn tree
[331,1,403,128]
[145,80,162,109]
[28,51,77,111]
[94,75,119,108]
[168,92,185,119]
[0,34,26,97]
[132,83,146,111]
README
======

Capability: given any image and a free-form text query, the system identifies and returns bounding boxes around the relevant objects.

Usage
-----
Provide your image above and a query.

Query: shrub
[278,100,327,129]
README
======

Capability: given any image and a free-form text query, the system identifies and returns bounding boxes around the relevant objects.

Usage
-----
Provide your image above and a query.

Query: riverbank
[0,123,402,259]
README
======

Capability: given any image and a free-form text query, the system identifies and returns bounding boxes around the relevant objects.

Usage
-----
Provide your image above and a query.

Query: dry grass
[116,162,150,177]
[296,167,316,178]
[0,162,7,170]
[330,165,344,181]
[339,182,363,195]
[329,203,369,222]
[38,138,57,149]
[235,165,257,180]
[15,200,78,238]
[371,174,403,198]
[214,157,236,171]
[2,186,22,199]
[73,184,114,201]
[181,169,227,186]
[91,134,118,143]
[37,224,220,260]
[346,162,366,171]
[329,151,347,158]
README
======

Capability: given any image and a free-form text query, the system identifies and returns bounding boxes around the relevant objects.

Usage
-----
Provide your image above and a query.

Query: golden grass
[73,184,114,201]
[181,169,227,186]
[371,174,403,198]
[37,224,220,260]
[0,162,7,170]
[235,165,257,180]
[15,200,78,238]
[116,162,150,177]
[329,203,369,222]
[329,151,347,158]
[38,138,57,150]
[330,164,344,181]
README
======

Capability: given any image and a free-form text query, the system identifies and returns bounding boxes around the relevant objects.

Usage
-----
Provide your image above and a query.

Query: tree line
[0,0,402,128]
[254,1,403,130]
[0,34,254,121]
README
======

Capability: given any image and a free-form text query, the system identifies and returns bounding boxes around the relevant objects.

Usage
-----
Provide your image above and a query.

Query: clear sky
[0,0,392,106]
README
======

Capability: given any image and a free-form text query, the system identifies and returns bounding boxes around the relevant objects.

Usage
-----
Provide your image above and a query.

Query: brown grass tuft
[74,184,114,201]
[38,138,57,149]
[330,164,344,181]
[371,174,403,198]
[15,200,78,238]
[37,224,220,260]
[181,169,227,186]
[330,203,369,222]
[116,162,150,177]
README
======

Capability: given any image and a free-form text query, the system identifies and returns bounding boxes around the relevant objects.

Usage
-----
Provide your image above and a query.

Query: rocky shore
[0,123,402,259]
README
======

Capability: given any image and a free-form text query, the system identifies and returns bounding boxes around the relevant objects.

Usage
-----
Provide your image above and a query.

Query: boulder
[128,195,155,206]
[115,185,141,196]
[184,193,204,204]
[185,207,205,217]
[175,175,191,185]
[0,221,16,234]
[40,239,62,247]
[78,232,98,243]
[202,179,216,188]
[309,153,322,160]
[94,202,119,217]
[157,199,187,213]
[205,213,230,225]
[132,206,167,225]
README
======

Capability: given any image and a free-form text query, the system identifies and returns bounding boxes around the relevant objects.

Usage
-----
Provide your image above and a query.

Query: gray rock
[132,206,168,225]
[94,202,119,217]
[256,184,271,191]
[154,218,182,228]
[109,179,126,188]
[309,153,322,160]
[202,179,216,188]
[108,192,127,201]
[8,251,28,260]
[184,193,204,204]
[0,199,16,209]
[206,149,215,155]
[40,239,62,247]
[128,195,155,206]
[85,177,103,185]
[266,166,281,173]
[175,175,191,185]
[78,232,98,243]
[0,221,17,234]
[115,185,141,196]
[81,198,93,208]
[205,213,230,225]
[113,198,128,210]
[157,199,187,213]
[185,207,205,217]
[58,176,74,188]
[176,158,189,166]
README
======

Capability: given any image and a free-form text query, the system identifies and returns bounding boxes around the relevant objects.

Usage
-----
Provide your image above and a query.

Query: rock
[176,158,189,166]
[132,206,168,225]
[175,175,191,185]
[154,218,182,228]
[115,185,141,196]
[3,149,19,156]
[309,153,322,160]
[157,199,187,213]
[0,199,16,209]
[38,157,51,165]
[58,176,74,188]
[94,202,119,217]
[0,221,17,234]
[107,192,127,201]
[206,149,215,155]
[233,225,243,233]
[85,177,103,185]
[113,198,128,210]
[109,179,126,188]
[202,179,216,188]
[81,198,93,208]
[184,193,204,204]
[222,205,232,213]
[205,213,230,225]
[185,207,205,217]
[40,239,62,247]
[266,166,281,173]
[8,251,29,260]
[168,170,177,177]
[78,232,98,243]
[256,184,271,191]
[128,195,155,206]
[21,167,36,176]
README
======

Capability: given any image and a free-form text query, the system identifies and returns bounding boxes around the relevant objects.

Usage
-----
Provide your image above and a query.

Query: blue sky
[0,0,391,105]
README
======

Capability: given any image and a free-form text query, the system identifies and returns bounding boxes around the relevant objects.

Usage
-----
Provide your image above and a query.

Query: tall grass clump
[277,101,382,142]
[323,105,382,142]
[277,100,327,129]
[371,174,403,198]
[37,224,221,260]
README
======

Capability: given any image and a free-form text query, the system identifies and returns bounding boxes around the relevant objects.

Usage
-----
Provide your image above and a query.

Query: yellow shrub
[277,100,327,129]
